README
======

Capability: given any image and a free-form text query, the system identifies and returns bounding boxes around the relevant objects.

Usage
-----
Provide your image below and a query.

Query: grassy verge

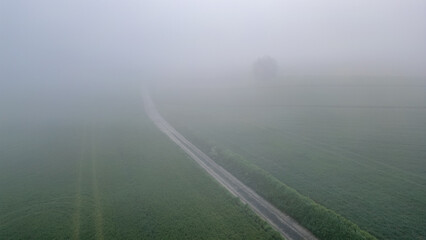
[189,133,376,240]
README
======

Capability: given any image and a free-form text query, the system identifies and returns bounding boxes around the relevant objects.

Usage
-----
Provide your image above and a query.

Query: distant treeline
[191,135,377,240]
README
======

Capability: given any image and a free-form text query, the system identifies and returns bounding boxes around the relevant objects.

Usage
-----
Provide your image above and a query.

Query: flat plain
[0,86,283,240]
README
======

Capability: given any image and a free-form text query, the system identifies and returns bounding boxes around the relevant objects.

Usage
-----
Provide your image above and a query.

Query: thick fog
[1,0,425,109]
[2,0,426,76]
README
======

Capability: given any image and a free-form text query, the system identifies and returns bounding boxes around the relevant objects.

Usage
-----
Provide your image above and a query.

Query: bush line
[206,144,377,240]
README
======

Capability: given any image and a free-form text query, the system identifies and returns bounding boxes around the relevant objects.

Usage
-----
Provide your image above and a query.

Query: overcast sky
[1,0,426,80]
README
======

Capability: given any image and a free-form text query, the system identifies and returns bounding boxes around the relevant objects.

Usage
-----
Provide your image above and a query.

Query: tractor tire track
[71,136,85,240]
[90,131,104,240]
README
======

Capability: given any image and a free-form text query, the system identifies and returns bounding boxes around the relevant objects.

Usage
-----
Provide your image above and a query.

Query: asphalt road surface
[143,92,317,240]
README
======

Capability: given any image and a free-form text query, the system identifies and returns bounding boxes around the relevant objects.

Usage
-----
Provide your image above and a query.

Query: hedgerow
[208,147,377,240]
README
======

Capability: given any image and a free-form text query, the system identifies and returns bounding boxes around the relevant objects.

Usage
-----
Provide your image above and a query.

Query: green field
[155,82,426,240]
[0,86,283,239]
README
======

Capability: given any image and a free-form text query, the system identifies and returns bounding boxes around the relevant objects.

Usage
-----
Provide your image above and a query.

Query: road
[143,92,318,240]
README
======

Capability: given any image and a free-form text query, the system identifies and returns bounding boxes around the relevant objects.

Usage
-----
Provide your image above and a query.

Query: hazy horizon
[1,0,426,84]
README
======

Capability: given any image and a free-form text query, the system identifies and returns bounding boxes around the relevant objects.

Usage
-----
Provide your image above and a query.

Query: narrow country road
[143,92,318,240]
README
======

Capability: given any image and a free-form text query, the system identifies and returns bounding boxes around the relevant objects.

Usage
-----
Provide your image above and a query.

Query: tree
[252,56,278,81]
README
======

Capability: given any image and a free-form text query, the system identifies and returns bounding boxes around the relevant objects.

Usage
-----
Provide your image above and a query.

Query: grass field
[155,81,426,240]
[0,86,283,239]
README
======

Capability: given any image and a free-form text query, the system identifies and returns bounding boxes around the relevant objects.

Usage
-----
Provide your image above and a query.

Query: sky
[1,0,426,83]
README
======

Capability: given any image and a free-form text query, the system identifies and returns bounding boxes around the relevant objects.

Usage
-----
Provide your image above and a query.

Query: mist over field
[2,0,425,126]
[2,1,426,83]
[1,1,426,239]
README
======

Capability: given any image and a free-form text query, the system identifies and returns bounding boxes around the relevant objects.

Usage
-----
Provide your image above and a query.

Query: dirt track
[143,92,317,240]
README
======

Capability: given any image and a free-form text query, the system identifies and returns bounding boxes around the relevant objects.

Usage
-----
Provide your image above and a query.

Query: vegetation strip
[205,147,377,240]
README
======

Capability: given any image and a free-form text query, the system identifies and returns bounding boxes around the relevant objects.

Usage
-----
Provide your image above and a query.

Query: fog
[1,3,426,239]
[1,0,426,120]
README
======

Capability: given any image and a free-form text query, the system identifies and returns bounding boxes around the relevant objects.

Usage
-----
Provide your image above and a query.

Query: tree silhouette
[252,56,278,81]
